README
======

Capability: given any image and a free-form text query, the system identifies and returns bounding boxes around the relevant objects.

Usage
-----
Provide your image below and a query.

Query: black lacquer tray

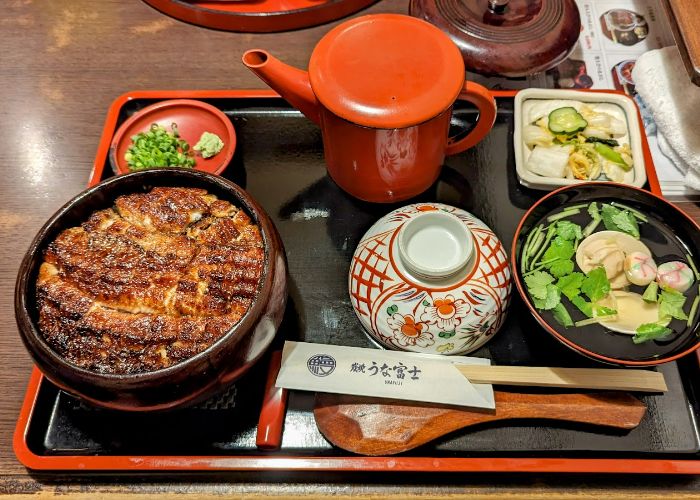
[14,90,700,473]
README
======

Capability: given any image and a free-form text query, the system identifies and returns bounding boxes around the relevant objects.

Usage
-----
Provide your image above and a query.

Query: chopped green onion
[521,243,532,263]
[526,231,545,268]
[125,122,196,171]
[582,218,601,238]
[522,230,542,275]
[547,208,581,223]
[686,253,700,282]
[565,203,589,211]
[575,317,605,327]
[530,225,556,271]
[575,310,617,327]
[522,225,538,254]
[521,225,542,274]
[522,258,560,277]
[520,228,537,275]
[688,295,700,328]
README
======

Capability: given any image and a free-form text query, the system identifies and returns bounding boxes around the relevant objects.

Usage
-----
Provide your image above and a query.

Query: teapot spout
[242,50,321,125]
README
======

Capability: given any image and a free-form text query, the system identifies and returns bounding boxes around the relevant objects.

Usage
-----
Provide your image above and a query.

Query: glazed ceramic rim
[513,88,647,191]
[15,169,276,383]
[397,210,474,279]
[511,181,700,366]
[109,99,237,176]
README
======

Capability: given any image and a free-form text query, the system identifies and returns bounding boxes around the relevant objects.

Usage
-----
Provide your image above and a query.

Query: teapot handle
[445,81,497,156]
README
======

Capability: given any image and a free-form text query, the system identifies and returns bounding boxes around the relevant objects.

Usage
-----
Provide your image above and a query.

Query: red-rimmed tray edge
[14,88,698,474]
[142,0,379,33]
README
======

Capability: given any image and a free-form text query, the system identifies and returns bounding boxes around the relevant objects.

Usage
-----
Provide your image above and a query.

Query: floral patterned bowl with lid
[349,203,512,355]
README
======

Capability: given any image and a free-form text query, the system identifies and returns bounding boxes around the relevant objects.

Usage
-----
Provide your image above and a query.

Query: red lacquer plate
[109,99,236,176]
[142,0,380,33]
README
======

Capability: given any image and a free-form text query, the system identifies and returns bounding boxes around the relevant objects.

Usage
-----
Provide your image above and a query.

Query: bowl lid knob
[488,0,509,14]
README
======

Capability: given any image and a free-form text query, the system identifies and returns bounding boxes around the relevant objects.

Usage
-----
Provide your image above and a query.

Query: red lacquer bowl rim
[141,0,381,34]
[511,181,700,366]
[109,99,236,176]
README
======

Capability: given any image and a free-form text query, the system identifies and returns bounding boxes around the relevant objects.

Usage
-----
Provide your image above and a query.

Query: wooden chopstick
[456,365,667,393]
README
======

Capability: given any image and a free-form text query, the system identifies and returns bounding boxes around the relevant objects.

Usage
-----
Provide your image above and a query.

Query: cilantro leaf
[556,272,585,300]
[611,211,639,238]
[570,295,592,317]
[588,201,600,220]
[594,305,617,317]
[642,281,659,302]
[633,323,674,344]
[524,270,554,300]
[532,284,561,310]
[555,220,583,241]
[570,294,617,318]
[601,203,640,239]
[581,267,611,302]
[552,302,573,327]
[659,289,688,321]
[542,237,575,264]
[549,259,575,278]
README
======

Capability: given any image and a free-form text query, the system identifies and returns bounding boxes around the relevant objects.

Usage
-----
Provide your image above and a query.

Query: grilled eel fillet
[36,187,265,374]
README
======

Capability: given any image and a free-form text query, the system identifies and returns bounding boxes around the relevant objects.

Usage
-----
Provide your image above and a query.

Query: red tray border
[15,89,698,474]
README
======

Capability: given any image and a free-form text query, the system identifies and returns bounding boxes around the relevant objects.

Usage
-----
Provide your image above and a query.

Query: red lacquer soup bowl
[512,182,700,366]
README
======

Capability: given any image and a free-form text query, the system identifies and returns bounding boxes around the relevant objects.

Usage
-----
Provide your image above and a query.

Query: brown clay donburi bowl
[512,182,700,366]
[15,169,287,411]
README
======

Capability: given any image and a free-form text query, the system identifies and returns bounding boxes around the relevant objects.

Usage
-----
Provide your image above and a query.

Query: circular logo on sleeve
[307,354,336,377]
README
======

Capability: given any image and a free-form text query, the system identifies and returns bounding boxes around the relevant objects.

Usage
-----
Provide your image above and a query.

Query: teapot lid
[308,14,465,129]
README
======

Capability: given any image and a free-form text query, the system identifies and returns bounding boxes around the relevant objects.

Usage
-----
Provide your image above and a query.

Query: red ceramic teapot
[243,14,497,203]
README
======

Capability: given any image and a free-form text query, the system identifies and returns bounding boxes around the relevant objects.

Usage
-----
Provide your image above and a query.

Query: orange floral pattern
[386,313,434,348]
[420,294,469,331]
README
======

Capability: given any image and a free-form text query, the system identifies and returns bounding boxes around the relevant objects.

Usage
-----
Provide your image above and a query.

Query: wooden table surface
[1,1,699,497]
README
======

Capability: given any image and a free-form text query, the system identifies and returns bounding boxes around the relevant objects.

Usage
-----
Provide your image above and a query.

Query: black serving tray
[16,91,700,471]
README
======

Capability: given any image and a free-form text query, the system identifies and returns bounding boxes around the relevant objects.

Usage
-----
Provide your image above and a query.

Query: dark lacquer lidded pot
[15,169,288,411]
[243,14,497,203]
[409,0,581,77]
